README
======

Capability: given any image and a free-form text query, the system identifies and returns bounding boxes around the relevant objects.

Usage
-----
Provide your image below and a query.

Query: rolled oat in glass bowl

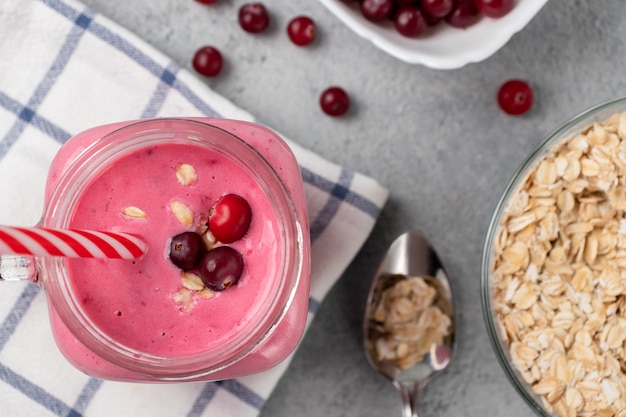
[481,97,626,417]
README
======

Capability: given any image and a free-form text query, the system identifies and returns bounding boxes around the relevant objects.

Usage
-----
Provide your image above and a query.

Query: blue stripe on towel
[308,297,320,314]
[0,9,90,157]
[218,379,265,409]
[0,361,99,417]
[186,379,265,416]
[141,64,182,118]
[301,167,381,220]
[70,378,103,417]
[309,169,354,241]
[0,364,77,416]
[185,382,220,417]
[45,0,222,119]
[0,285,40,350]
[0,93,72,154]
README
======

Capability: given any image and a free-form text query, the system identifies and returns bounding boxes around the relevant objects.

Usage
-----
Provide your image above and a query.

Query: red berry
[320,87,350,117]
[209,194,252,243]
[192,46,223,77]
[169,232,207,271]
[360,0,394,22]
[422,10,443,26]
[474,0,514,18]
[421,0,454,18]
[287,16,317,46]
[239,3,270,33]
[195,0,219,4]
[199,246,244,291]
[445,0,480,28]
[394,7,427,38]
[497,80,533,115]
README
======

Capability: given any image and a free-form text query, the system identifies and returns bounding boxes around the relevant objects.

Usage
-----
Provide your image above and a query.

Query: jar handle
[0,256,39,283]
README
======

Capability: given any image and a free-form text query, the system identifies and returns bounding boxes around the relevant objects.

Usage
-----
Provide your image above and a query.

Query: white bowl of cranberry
[317,0,548,69]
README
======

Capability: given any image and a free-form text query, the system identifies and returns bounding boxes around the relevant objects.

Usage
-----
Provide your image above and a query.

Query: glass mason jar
[1,118,311,382]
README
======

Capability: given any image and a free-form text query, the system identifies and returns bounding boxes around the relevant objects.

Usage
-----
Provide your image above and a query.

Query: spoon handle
[393,380,419,417]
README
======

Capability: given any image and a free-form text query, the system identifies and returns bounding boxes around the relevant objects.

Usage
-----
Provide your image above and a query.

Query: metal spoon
[363,231,455,417]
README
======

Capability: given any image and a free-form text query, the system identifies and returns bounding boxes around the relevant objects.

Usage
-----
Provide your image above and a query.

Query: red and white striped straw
[0,226,146,260]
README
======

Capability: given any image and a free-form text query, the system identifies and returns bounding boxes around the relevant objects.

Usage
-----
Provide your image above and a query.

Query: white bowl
[317,0,548,69]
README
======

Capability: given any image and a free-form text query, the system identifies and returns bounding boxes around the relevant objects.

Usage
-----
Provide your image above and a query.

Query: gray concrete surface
[78,0,626,415]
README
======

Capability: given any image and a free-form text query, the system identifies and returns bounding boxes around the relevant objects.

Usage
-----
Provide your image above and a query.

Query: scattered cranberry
[360,0,394,22]
[209,194,252,243]
[474,0,514,18]
[199,246,244,291]
[192,46,223,77]
[169,232,207,271]
[195,0,219,4]
[320,87,350,117]
[421,0,454,18]
[394,7,427,38]
[287,16,317,46]
[497,80,533,115]
[239,3,270,33]
[445,0,481,28]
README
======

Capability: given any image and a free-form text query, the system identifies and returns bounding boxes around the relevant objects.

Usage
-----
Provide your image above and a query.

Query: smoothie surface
[66,142,280,356]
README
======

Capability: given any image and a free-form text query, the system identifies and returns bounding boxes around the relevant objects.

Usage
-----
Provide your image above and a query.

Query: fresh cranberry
[445,0,480,28]
[320,87,350,117]
[195,0,219,4]
[169,232,207,271]
[497,80,533,115]
[287,16,316,46]
[474,0,514,17]
[360,0,394,22]
[199,246,244,291]
[209,194,252,243]
[421,0,455,18]
[238,3,270,33]
[422,9,443,26]
[395,0,419,4]
[394,7,427,38]
[192,46,223,77]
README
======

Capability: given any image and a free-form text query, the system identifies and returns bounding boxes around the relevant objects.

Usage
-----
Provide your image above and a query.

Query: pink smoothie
[43,119,311,381]
[66,141,280,356]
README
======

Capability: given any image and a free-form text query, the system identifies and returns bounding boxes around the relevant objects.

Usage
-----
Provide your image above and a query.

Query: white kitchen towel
[0,0,389,416]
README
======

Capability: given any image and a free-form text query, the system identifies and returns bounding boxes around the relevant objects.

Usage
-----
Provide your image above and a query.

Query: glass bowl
[481,96,626,416]
[317,0,548,69]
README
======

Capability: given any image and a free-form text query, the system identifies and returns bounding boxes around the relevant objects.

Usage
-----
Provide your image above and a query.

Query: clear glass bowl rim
[480,96,626,416]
